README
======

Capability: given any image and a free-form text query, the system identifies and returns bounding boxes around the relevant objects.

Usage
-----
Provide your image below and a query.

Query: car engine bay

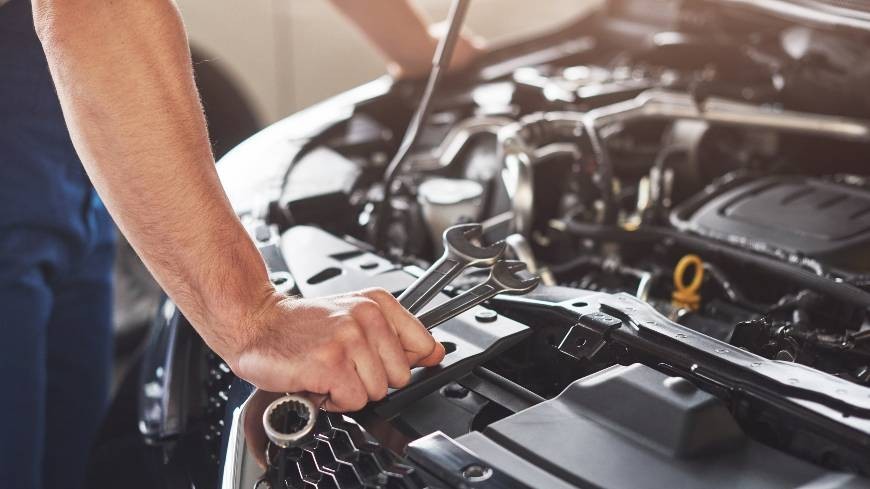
[137,1,870,487]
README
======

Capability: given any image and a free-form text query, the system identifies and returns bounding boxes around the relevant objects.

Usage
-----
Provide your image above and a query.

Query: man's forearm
[33,0,271,363]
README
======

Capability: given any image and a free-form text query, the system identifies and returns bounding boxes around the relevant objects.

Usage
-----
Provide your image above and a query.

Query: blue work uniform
[1,1,116,488]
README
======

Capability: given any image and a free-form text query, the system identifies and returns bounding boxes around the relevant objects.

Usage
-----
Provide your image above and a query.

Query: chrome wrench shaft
[418,260,539,329]
[398,223,504,314]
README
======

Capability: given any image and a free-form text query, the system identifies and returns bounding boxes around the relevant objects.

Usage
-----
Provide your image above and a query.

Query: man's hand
[328,0,486,80]
[233,288,446,412]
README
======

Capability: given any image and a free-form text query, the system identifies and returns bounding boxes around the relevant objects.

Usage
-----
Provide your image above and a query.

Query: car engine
[137,1,870,487]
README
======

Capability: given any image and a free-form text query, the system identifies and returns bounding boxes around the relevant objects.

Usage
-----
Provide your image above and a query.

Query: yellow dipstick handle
[672,254,704,311]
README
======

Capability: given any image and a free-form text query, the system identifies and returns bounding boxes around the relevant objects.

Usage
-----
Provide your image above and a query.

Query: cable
[582,117,618,224]
[374,0,471,248]
[558,220,870,309]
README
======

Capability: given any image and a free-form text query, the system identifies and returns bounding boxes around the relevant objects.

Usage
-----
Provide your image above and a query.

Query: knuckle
[365,287,392,301]
[351,300,384,325]
[351,297,379,315]
[336,322,365,345]
[315,344,345,367]
[365,315,391,336]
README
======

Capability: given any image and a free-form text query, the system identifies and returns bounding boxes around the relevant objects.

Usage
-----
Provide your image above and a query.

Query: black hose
[548,255,605,276]
[374,0,471,248]
[559,220,870,309]
[702,261,770,312]
[472,367,546,406]
[582,118,618,224]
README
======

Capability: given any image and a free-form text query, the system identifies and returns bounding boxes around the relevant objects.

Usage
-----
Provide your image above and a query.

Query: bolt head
[461,464,493,481]
[442,383,470,399]
[475,310,498,323]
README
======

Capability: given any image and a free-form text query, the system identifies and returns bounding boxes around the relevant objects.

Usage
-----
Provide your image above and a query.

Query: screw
[443,383,470,399]
[269,272,293,288]
[475,310,498,323]
[461,464,493,481]
[254,226,272,243]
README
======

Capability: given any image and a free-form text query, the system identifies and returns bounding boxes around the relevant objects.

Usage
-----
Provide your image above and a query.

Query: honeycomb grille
[204,350,235,466]
[264,412,425,489]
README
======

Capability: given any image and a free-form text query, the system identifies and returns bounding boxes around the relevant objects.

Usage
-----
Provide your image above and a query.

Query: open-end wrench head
[442,223,505,266]
[416,259,540,330]
[490,260,540,294]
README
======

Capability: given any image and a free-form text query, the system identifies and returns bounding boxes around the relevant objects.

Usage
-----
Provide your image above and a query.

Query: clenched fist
[229,288,445,412]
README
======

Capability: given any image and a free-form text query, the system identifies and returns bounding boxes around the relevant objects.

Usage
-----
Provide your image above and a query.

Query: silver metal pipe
[498,112,586,235]
[407,116,514,171]
[505,233,556,286]
[586,89,870,142]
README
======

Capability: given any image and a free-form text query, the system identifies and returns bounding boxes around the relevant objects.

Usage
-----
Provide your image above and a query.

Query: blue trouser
[1,1,116,488]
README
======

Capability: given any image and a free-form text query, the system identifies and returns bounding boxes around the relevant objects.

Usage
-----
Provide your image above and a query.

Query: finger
[415,340,446,367]
[348,341,389,401]
[323,362,368,412]
[362,288,441,366]
[376,335,412,388]
[243,389,283,468]
[330,310,389,403]
[355,293,411,387]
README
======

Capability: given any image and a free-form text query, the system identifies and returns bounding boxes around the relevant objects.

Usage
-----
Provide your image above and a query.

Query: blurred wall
[176,0,598,125]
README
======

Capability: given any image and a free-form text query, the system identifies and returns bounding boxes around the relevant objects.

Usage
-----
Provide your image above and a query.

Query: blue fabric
[1,1,116,488]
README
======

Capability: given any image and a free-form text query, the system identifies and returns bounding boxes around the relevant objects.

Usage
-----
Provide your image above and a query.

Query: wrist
[185,227,284,370]
[209,284,284,372]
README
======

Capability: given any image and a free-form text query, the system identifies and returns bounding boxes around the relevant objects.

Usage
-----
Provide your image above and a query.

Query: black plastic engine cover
[433,364,865,489]
[673,176,870,270]
[277,147,362,227]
